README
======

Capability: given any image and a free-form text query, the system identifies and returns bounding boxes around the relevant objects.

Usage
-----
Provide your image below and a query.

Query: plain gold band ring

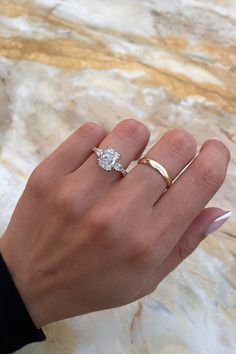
[138,158,172,188]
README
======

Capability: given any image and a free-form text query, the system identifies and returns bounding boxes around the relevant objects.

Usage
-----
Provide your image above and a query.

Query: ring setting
[93,146,127,176]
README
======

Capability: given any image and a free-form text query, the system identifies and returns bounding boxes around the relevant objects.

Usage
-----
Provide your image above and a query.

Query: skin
[0,119,230,329]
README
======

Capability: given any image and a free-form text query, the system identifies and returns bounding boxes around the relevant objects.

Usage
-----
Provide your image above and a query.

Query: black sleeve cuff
[0,252,46,353]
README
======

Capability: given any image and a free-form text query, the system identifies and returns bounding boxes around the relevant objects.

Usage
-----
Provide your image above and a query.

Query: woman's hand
[0,119,230,328]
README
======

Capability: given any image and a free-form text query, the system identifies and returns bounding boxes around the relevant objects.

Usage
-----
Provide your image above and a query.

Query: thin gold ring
[138,158,172,188]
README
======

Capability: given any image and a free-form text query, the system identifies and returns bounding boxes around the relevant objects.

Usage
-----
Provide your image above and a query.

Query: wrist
[0,235,45,328]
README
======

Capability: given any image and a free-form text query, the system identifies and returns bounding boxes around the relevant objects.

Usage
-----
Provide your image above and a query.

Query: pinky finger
[137,207,231,298]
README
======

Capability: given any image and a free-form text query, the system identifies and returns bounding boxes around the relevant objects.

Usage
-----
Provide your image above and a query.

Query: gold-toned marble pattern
[0,1,235,353]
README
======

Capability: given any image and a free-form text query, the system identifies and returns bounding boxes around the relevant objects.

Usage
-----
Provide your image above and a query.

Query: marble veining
[0,1,235,353]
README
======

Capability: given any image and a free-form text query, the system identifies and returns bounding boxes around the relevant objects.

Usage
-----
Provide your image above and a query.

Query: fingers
[139,208,231,296]
[27,122,106,201]
[152,139,230,260]
[73,119,150,188]
[126,129,197,205]
[36,122,106,178]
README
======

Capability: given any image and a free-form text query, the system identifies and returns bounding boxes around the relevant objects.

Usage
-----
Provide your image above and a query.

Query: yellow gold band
[138,158,172,188]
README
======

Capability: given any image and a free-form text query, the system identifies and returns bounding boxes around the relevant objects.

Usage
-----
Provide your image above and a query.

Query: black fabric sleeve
[0,252,46,353]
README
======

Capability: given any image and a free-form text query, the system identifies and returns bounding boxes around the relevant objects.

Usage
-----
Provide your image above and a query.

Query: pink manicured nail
[205,211,232,236]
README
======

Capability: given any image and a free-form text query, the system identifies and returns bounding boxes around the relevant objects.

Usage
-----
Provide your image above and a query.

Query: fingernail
[205,211,232,236]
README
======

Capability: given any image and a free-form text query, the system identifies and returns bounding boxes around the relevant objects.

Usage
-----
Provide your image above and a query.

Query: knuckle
[86,206,112,231]
[80,121,105,137]
[118,118,149,142]
[53,183,79,218]
[28,166,51,198]
[196,158,226,190]
[167,129,197,158]
[87,200,130,233]
[128,237,153,262]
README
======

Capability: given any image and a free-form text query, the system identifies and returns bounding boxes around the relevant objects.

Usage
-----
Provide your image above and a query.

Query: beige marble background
[0,1,235,353]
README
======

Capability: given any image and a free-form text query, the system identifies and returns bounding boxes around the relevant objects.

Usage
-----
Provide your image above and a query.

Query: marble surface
[0,1,236,353]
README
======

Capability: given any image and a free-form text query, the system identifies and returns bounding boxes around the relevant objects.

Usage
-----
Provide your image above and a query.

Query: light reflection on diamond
[98,147,120,171]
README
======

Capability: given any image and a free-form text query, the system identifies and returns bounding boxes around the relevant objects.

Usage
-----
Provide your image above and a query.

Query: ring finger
[126,129,197,205]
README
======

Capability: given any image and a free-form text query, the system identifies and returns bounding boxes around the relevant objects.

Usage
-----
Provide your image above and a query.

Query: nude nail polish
[205,211,232,236]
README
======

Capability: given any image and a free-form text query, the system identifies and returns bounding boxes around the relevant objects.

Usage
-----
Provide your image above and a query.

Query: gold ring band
[138,158,172,188]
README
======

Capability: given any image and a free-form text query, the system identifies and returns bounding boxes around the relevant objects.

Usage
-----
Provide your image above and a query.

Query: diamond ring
[92,146,127,176]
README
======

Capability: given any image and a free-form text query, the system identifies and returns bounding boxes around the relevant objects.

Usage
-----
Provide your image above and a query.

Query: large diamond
[98,147,120,171]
